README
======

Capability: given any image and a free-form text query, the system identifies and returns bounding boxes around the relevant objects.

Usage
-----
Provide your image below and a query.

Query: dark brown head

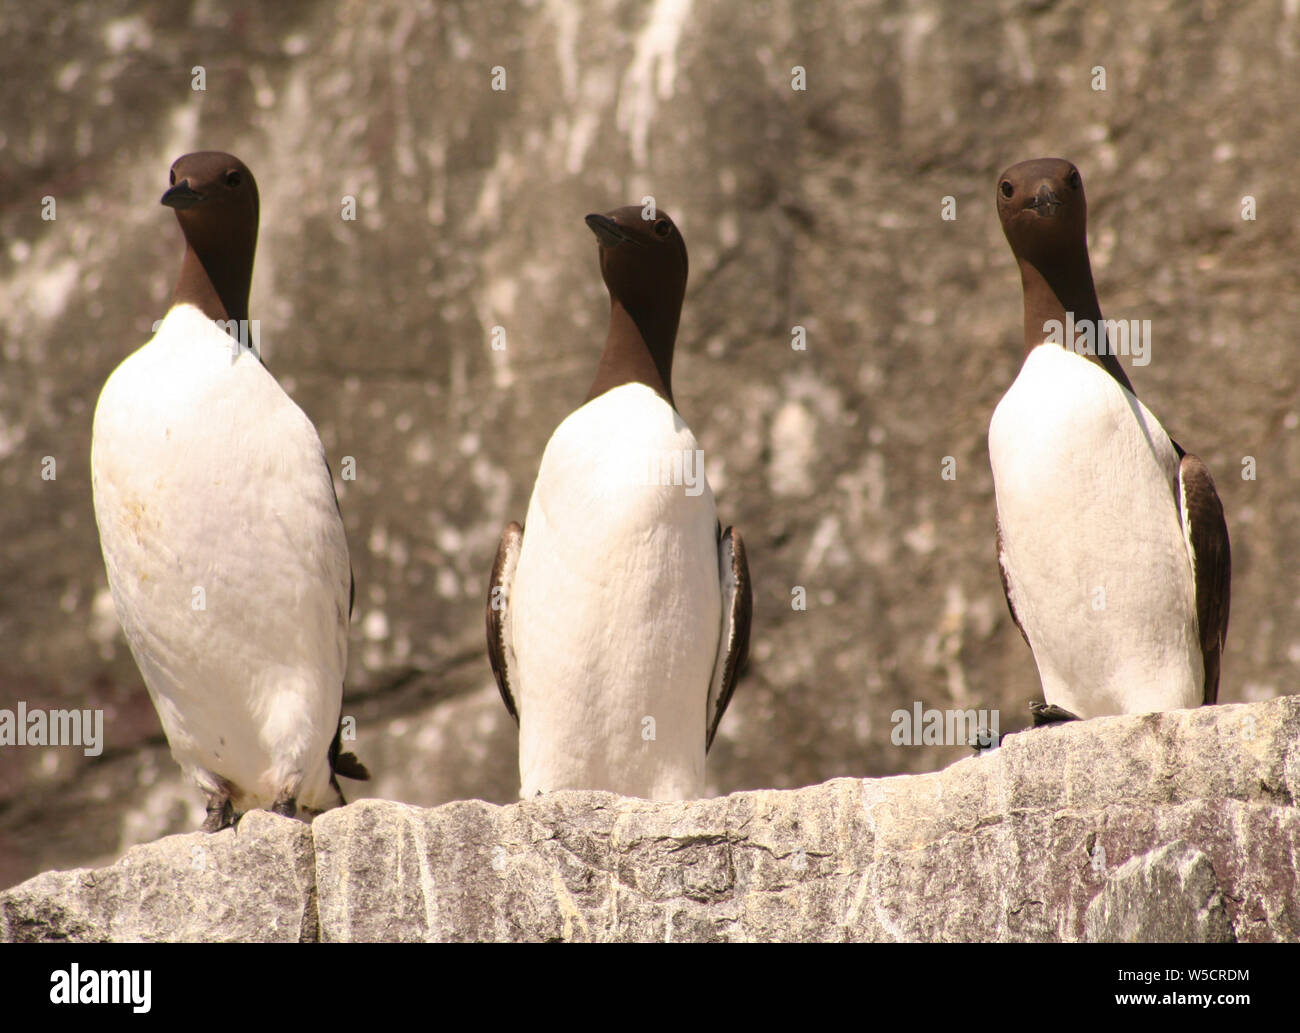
[161,151,259,325]
[995,158,1132,390]
[996,157,1088,269]
[586,205,688,321]
[583,205,688,404]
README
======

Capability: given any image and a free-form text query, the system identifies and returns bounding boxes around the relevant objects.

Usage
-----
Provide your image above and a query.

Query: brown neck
[171,239,252,328]
[586,298,676,406]
[1018,252,1133,394]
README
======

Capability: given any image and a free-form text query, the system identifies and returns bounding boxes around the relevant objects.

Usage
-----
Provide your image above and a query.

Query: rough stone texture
[0,811,316,942]
[1084,841,1233,943]
[4,698,1297,942]
[3,1,1300,889]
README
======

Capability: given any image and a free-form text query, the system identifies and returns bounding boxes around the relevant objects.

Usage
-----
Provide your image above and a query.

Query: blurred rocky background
[1,0,1297,890]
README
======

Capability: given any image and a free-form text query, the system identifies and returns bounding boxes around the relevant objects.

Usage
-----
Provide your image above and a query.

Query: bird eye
[225,170,242,188]
[999,181,1014,198]
[1066,169,1081,189]
[652,218,671,237]
[169,169,176,186]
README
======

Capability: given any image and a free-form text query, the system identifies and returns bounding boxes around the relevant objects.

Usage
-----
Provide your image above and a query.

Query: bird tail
[327,717,371,810]
[333,749,371,781]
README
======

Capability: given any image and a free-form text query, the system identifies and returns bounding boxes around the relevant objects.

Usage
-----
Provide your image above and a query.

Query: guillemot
[487,205,752,799]
[90,151,368,830]
[989,157,1230,723]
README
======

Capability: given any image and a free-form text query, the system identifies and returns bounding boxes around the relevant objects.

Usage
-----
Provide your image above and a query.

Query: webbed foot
[201,790,234,833]
[1029,701,1081,726]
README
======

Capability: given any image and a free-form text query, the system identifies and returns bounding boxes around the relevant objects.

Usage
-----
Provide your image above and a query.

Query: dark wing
[321,451,367,787]
[996,516,1030,647]
[487,521,523,723]
[1177,453,1230,705]
[706,525,752,751]
[318,447,354,623]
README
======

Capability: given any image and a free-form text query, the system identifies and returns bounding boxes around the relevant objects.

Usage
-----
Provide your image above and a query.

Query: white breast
[509,382,722,800]
[988,344,1201,716]
[90,304,350,811]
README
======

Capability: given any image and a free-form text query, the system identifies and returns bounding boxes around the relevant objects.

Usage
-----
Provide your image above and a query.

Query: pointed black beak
[161,179,205,210]
[585,213,638,248]
[1026,184,1061,216]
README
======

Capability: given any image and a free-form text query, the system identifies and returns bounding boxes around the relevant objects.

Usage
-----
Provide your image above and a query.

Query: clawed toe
[970,728,1003,753]
[201,791,234,833]
[270,794,297,818]
[1029,701,1081,726]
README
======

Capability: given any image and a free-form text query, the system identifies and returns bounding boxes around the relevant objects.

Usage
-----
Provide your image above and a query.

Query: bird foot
[201,791,234,833]
[970,728,1003,754]
[270,793,297,818]
[1029,701,1081,726]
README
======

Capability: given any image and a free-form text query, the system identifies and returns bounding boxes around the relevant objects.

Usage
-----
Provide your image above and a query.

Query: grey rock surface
[4,698,1297,942]
[0,811,315,942]
[3,1,1299,889]
[1084,841,1233,944]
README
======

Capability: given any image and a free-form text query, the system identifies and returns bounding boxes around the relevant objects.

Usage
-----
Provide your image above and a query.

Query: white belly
[510,383,722,799]
[90,305,350,811]
[989,344,1201,717]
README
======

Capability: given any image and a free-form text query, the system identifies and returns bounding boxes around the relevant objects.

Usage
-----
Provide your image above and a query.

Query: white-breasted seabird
[989,158,1230,724]
[91,151,368,830]
[487,205,752,799]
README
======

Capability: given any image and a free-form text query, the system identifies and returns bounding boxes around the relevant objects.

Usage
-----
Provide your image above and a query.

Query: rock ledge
[4,697,1298,942]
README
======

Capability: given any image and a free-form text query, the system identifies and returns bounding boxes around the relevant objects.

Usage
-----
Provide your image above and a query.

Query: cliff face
[4,698,1297,942]
[3,1,1299,890]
